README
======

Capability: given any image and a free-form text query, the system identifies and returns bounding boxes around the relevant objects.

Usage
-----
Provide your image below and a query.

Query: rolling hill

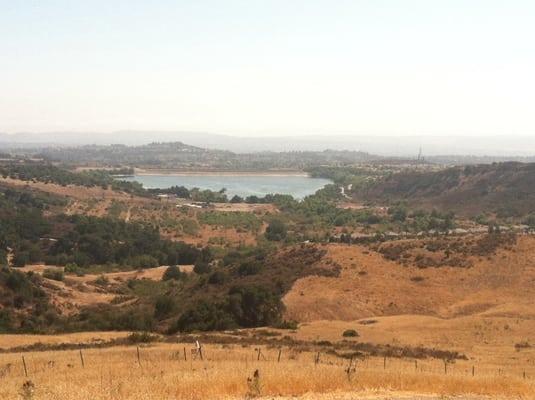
[356,162,535,218]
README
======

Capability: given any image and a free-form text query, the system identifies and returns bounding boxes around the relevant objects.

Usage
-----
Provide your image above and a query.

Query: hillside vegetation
[355,162,535,218]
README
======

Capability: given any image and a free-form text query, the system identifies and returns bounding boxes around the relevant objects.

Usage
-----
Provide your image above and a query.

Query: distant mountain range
[1,131,535,158]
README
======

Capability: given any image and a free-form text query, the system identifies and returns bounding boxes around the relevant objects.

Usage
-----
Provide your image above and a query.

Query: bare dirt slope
[284,236,535,322]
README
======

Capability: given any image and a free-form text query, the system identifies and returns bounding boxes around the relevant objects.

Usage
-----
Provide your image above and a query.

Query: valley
[1,152,535,399]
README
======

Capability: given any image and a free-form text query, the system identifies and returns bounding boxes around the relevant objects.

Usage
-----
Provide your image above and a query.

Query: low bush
[42,268,64,281]
[94,275,109,286]
[274,320,298,330]
[127,331,160,343]
[342,329,359,337]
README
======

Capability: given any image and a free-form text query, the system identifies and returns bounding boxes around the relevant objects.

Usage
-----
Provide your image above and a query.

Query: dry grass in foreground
[0,342,533,400]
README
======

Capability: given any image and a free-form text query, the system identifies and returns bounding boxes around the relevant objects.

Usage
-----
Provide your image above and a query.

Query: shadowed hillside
[357,162,535,217]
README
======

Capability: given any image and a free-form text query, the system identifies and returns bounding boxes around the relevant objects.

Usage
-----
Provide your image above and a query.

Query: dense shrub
[170,285,283,333]
[193,261,212,274]
[128,255,159,268]
[230,195,243,203]
[208,271,227,285]
[265,219,287,241]
[12,252,30,267]
[76,306,156,331]
[170,301,237,332]
[237,261,263,276]
[154,296,176,319]
[162,266,185,281]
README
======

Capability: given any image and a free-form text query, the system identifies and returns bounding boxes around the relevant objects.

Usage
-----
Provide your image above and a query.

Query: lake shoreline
[120,173,331,198]
[134,169,310,177]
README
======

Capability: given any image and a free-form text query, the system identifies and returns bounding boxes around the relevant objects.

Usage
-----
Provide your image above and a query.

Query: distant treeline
[152,185,308,204]
[23,141,378,170]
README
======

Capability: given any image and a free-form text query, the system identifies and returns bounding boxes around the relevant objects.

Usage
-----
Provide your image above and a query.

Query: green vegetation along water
[120,174,332,199]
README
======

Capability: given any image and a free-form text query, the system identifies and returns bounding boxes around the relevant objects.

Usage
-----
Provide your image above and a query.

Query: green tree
[265,219,287,241]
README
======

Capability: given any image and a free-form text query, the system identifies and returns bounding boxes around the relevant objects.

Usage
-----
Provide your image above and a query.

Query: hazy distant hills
[30,142,378,170]
[1,131,535,159]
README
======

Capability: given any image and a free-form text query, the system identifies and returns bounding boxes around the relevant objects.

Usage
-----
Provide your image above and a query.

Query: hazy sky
[1,1,534,136]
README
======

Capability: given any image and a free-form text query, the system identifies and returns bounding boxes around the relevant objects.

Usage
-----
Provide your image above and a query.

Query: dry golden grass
[0,331,129,350]
[284,237,535,322]
[0,332,129,349]
[0,342,533,399]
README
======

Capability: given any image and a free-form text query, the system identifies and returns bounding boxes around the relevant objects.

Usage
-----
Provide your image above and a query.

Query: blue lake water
[120,174,331,199]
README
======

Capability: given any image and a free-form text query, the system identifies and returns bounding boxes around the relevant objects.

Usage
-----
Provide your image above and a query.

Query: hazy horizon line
[1,130,534,138]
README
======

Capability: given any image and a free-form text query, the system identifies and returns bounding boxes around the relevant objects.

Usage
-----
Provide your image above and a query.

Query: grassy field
[0,336,533,399]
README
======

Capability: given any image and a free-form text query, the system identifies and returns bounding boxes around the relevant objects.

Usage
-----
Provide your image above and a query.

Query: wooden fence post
[383,355,386,370]
[414,359,417,371]
[345,356,354,381]
[22,356,28,377]
[444,359,447,375]
[183,347,187,361]
[277,348,282,363]
[136,346,141,366]
[79,349,85,368]
[472,366,475,377]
